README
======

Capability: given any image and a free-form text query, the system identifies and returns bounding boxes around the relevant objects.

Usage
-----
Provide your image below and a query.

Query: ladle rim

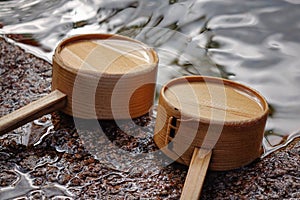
[53,33,159,78]
[160,75,269,126]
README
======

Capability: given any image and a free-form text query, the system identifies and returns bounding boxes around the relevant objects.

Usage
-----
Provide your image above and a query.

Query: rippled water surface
[1,0,300,161]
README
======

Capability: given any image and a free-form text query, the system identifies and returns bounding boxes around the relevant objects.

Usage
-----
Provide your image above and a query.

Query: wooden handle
[180,148,212,200]
[0,89,67,135]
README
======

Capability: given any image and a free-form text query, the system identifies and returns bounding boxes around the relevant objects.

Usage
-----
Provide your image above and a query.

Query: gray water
[1,0,300,147]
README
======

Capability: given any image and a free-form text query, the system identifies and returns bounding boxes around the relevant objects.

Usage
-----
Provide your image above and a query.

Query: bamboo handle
[0,89,67,135]
[180,148,212,200]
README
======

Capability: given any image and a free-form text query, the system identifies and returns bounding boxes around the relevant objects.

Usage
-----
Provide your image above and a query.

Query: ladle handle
[180,147,212,200]
[0,89,67,135]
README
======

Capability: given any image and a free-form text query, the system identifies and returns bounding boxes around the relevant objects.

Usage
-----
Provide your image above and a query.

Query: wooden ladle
[0,34,158,135]
[154,76,269,199]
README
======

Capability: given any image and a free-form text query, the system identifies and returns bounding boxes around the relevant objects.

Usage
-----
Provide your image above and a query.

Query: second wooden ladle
[154,76,269,199]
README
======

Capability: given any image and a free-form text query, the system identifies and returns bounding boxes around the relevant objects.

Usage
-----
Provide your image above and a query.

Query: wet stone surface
[202,138,300,199]
[0,38,300,199]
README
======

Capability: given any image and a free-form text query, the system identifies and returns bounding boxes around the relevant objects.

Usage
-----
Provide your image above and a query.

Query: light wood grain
[0,90,67,135]
[60,39,151,74]
[180,148,212,200]
[164,81,264,121]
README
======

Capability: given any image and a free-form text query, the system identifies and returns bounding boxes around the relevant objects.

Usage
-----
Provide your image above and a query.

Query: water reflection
[0,167,73,199]
[0,0,300,145]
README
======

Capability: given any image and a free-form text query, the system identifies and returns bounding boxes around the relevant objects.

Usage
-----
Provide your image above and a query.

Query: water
[0,167,73,199]
[0,0,300,197]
